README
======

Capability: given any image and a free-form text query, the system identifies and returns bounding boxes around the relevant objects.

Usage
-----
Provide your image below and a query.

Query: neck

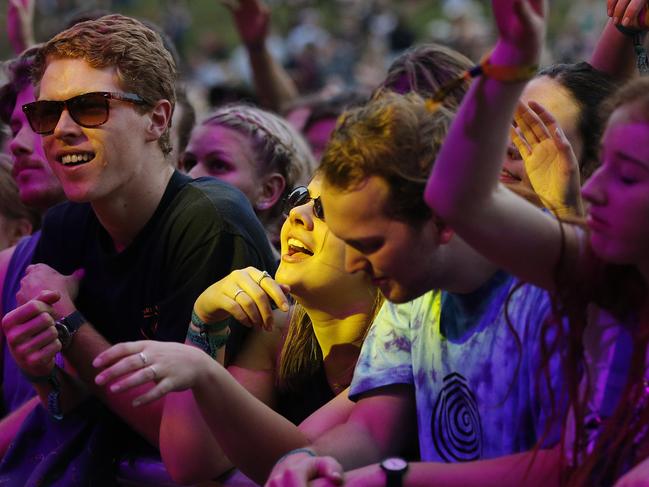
[92,162,174,251]
[306,305,372,395]
[306,307,370,359]
[435,237,500,294]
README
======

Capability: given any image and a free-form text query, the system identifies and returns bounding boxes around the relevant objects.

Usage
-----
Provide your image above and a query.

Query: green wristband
[191,310,230,333]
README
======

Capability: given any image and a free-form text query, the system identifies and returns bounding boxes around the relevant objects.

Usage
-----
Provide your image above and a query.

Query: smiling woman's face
[275,177,373,306]
[184,122,261,203]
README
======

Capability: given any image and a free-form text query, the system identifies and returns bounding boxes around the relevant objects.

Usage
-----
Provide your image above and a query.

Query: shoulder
[0,246,16,316]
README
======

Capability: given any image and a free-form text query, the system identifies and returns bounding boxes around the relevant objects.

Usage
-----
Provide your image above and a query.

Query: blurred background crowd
[0,0,606,119]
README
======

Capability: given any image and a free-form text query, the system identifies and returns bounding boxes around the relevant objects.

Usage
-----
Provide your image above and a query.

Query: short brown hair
[32,14,177,154]
[320,91,452,226]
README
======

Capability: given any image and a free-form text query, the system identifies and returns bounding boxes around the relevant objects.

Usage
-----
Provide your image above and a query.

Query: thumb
[37,289,61,305]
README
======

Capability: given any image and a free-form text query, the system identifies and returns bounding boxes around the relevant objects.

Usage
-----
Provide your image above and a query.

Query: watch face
[55,322,71,346]
[382,457,407,471]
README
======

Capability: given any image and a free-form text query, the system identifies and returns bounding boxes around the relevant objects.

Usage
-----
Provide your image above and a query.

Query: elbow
[424,177,464,224]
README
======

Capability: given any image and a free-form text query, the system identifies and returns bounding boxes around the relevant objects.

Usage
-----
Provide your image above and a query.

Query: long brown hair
[541,77,649,485]
[277,291,384,392]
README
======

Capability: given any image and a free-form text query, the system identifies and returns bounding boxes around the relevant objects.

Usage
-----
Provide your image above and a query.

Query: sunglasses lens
[313,197,325,220]
[69,93,109,127]
[24,101,63,135]
[284,186,310,215]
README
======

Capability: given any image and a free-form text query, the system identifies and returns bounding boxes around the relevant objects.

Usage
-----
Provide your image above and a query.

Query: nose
[288,201,315,231]
[52,108,82,140]
[9,124,35,158]
[581,165,606,207]
[344,246,369,275]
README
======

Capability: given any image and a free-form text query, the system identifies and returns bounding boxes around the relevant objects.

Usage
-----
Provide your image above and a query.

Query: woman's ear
[145,99,173,143]
[255,173,286,211]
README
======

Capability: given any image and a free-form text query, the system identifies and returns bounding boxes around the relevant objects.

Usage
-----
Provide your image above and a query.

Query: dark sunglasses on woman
[283,186,325,220]
[22,91,148,135]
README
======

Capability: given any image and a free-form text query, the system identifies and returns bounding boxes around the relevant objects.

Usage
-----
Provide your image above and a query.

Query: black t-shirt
[34,171,276,358]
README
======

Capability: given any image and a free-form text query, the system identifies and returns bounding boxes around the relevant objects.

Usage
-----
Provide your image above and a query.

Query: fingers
[528,101,575,155]
[514,102,550,145]
[93,341,144,369]
[313,457,343,485]
[610,0,632,24]
[95,350,150,386]
[225,268,289,331]
[3,299,56,345]
[106,364,159,393]
[510,126,531,159]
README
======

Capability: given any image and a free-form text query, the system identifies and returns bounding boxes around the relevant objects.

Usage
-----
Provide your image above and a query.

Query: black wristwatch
[55,310,86,349]
[380,457,408,487]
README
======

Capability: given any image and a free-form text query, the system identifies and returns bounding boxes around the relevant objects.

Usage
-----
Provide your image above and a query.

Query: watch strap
[56,310,86,349]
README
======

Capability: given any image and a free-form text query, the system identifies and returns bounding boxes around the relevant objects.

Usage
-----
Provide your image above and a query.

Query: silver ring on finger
[149,365,158,381]
[257,270,271,286]
[139,352,147,366]
[233,288,245,300]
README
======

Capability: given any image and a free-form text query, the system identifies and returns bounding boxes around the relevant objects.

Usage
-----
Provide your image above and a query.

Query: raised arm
[590,0,647,81]
[7,0,35,55]
[424,0,580,291]
[222,0,299,112]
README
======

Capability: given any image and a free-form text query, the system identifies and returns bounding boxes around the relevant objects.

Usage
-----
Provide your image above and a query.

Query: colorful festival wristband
[477,56,538,83]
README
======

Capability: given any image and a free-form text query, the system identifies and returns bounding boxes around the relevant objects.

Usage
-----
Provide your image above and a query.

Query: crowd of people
[0,0,648,486]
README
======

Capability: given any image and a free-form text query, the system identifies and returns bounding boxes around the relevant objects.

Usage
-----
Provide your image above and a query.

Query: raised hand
[2,290,62,378]
[510,101,583,216]
[7,0,35,55]
[608,0,648,28]
[492,0,547,65]
[94,340,215,406]
[193,267,290,332]
[221,0,271,49]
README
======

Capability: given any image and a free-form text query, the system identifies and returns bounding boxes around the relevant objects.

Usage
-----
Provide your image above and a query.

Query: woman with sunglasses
[92,175,381,485]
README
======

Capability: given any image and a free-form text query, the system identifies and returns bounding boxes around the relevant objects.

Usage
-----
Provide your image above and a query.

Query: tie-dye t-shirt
[350,271,562,462]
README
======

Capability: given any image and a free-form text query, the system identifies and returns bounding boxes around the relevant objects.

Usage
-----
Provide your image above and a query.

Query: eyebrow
[616,151,649,172]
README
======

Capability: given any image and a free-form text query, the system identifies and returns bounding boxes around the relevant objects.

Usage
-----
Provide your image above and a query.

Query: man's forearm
[403,448,561,487]
[65,324,162,446]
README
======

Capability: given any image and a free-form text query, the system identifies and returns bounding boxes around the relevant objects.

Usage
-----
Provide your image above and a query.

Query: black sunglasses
[283,186,325,220]
[22,91,148,135]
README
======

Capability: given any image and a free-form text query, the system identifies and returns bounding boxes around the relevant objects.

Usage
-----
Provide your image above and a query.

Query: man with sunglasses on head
[0,14,275,486]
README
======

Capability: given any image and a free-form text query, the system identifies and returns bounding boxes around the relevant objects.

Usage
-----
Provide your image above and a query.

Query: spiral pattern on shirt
[431,372,483,462]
